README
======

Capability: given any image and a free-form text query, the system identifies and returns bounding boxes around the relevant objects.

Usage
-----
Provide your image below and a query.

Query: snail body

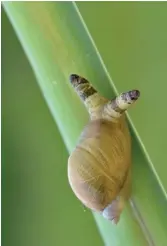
[68,74,140,224]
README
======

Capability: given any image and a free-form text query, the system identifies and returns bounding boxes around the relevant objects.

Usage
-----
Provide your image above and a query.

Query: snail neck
[84,93,107,120]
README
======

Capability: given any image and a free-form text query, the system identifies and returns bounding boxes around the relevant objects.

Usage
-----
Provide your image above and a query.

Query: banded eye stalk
[69,74,140,122]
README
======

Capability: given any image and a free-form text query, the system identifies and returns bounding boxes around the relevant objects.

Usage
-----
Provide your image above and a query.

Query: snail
[67,74,140,224]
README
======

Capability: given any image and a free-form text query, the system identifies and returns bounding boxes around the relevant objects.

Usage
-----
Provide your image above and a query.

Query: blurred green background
[2,2,167,246]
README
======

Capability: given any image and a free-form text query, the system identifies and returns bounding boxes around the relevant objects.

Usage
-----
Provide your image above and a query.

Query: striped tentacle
[102,90,140,122]
[69,74,106,119]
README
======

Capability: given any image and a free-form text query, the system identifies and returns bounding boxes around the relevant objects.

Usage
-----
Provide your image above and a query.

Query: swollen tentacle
[102,90,140,122]
[69,74,107,119]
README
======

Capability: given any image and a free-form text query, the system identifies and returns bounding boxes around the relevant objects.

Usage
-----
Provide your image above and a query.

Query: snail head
[69,74,140,122]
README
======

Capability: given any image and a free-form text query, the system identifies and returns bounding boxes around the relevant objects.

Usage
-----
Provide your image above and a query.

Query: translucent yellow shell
[68,117,131,212]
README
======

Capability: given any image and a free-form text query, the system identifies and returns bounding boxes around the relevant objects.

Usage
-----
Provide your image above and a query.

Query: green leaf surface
[2,8,103,246]
[3,2,167,245]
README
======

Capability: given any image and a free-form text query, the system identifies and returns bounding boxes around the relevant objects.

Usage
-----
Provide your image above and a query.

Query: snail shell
[68,74,140,224]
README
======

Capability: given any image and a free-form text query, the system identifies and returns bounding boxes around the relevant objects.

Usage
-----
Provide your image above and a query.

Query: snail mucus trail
[67,74,140,224]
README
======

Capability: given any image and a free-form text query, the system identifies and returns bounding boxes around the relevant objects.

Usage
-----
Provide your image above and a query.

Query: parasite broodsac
[67,74,140,224]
